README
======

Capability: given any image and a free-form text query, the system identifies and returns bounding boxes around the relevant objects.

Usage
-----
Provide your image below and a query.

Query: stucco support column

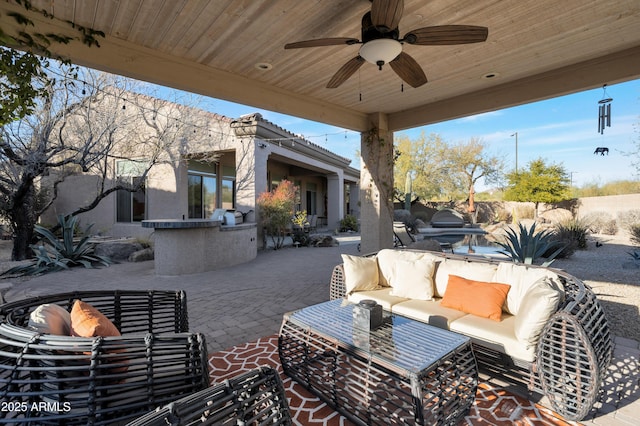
[348,182,360,218]
[360,113,394,253]
[326,173,344,230]
[236,139,265,224]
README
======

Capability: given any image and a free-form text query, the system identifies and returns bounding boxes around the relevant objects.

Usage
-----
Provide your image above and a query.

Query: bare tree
[445,138,505,219]
[0,65,136,260]
[0,64,229,260]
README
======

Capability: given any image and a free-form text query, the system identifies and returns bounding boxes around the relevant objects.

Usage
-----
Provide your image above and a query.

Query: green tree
[504,158,570,217]
[446,138,504,217]
[394,132,450,201]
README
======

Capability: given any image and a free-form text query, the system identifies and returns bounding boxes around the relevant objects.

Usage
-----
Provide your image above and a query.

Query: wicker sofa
[0,290,209,425]
[329,249,613,421]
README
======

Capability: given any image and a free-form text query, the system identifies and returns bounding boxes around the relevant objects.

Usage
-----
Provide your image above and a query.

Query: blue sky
[193,79,639,190]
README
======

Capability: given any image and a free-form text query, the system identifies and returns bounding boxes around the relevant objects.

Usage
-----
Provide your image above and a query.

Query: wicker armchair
[329,251,613,422]
[126,366,292,425]
[0,290,209,425]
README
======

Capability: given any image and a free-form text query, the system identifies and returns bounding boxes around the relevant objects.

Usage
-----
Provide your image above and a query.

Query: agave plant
[495,222,565,266]
[2,215,112,276]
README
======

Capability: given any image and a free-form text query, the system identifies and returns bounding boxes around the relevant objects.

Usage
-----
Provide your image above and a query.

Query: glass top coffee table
[279,299,478,425]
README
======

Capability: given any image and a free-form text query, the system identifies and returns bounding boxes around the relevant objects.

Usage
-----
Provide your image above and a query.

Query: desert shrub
[339,215,359,232]
[394,209,421,232]
[2,215,112,276]
[393,209,412,223]
[629,224,640,246]
[257,180,297,249]
[513,205,535,221]
[617,209,640,229]
[581,211,618,235]
[493,207,511,224]
[550,218,590,258]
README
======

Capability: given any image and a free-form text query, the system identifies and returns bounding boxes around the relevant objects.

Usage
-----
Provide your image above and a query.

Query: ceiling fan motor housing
[361,12,400,43]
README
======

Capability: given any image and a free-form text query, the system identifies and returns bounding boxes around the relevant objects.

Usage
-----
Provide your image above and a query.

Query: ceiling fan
[284,0,488,89]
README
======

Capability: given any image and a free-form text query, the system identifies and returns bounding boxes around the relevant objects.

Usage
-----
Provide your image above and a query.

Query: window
[306,182,317,215]
[294,180,302,211]
[221,165,235,210]
[188,173,217,218]
[188,161,218,218]
[116,160,147,223]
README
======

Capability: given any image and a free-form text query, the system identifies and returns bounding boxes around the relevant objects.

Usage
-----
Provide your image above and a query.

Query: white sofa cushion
[514,277,563,346]
[434,259,497,298]
[28,304,72,336]
[389,258,436,300]
[341,254,379,294]
[391,299,468,329]
[347,288,408,310]
[376,249,439,287]
[492,262,562,315]
[450,314,535,362]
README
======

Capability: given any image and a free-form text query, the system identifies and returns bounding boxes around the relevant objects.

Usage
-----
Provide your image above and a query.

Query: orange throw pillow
[70,300,121,337]
[441,275,511,321]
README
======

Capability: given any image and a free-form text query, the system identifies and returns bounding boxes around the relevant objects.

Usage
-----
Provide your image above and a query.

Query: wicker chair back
[0,290,209,425]
[126,366,292,425]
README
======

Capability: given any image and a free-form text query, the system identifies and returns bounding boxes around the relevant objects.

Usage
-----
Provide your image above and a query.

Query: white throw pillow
[389,258,436,300]
[341,254,379,294]
[514,277,563,346]
[28,303,72,335]
[376,249,437,287]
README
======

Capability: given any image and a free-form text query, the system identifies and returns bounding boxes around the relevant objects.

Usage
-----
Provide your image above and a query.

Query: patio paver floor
[3,234,638,425]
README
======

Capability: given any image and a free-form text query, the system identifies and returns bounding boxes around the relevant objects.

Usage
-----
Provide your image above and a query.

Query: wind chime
[597,84,613,134]
[595,84,613,155]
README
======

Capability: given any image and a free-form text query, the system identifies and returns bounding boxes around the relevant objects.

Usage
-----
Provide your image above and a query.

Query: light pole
[570,172,578,187]
[511,132,519,174]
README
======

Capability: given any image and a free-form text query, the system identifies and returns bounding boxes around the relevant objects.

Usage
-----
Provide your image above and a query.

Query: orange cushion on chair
[70,300,121,337]
[441,275,511,321]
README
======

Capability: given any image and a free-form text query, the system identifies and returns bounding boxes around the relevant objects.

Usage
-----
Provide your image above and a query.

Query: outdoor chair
[0,290,209,425]
[307,214,318,232]
[393,221,416,247]
[126,366,292,426]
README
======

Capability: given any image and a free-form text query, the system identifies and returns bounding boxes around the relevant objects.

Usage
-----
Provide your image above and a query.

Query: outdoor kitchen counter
[142,220,257,275]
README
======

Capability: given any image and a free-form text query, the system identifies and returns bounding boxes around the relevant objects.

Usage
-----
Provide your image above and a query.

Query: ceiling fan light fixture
[359,39,402,69]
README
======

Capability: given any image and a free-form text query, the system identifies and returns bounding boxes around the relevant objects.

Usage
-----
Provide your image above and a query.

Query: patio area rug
[208,335,574,425]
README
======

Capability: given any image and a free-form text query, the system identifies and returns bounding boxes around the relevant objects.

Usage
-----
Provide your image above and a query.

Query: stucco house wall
[40,96,359,246]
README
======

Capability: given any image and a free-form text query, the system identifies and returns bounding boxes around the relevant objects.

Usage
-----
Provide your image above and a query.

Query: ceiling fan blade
[389,52,427,88]
[371,0,404,32]
[404,25,488,45]
[327,56,365,88]
[285,38,360,49]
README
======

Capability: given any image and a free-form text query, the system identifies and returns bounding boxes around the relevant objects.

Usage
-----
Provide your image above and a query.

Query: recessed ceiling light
[482,72,500,79]
[255,62,273,71]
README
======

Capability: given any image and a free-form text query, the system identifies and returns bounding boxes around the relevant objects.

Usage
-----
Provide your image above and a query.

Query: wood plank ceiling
[1,0,639,132]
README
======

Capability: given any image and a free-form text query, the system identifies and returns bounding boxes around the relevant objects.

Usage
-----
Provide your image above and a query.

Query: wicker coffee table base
[279,319,477,425]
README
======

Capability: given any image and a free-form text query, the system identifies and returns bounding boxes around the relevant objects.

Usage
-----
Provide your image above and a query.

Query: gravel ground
[551,233,640,342]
